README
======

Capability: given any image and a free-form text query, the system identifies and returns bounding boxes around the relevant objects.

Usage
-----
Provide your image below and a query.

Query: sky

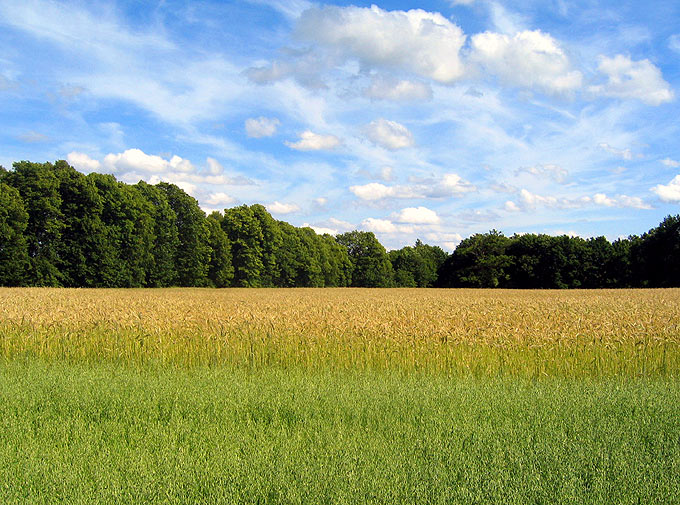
[1,0,680,251]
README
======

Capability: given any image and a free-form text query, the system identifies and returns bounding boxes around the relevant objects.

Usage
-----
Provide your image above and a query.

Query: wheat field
[2,288,680,503]
[2,287,678,376]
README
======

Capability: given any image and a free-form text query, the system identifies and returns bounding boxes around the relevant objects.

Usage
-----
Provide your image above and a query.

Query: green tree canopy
[336,231,394,287]
[0,182,29,286]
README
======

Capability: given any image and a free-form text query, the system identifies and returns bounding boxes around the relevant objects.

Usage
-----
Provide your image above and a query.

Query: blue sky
[1,0,679,250]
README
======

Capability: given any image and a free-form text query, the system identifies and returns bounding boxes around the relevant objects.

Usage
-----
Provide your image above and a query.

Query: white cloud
[102,149,195,174]
[425,231,463,250]
[593,193,616,206]
[652,175,680,202]
[363,77,432,101]
[67,151,101,172]
[393,206,440,224]
[439,173,477,196]
[597,142,634,160]
[314,197,328,206]
[295,5,466,83]
[661,158,680,168]
[206,157,224,175]
[328,217,354,231]
[205,192,236,206]
[350,173,475,201]
[615,195,650,209]
[512,188,651,210]
[303,223,337,235]
[362,218,397,233]
[66,149,255,201]
[245,117,280,138]
[267,201,300,214]
[589,55,674,106]
[350,182,396,201]
[515,164,568,183]
[364,119,414,150]
[470,30,582,94]
[285,130,341,151]
[504,201,521,212]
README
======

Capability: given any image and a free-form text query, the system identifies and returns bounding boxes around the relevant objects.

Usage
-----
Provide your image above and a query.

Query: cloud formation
[362,77,432,101]
[245,117,280,138]
[267,201,301,214]
[393,206,440,224]
[67,149,255,201]
[295,5,467,83]
[590,55,674,106]
[652,175,680,202]
[597,143,635,160]
[470,30,582,94]
[364,119,414,150]
[515,164,568,183]
[285,130,341,151]
[350,173,475,201]
[507,188,651,211]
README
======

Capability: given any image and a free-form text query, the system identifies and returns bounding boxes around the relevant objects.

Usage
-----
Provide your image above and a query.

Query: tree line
[1,160,678,288]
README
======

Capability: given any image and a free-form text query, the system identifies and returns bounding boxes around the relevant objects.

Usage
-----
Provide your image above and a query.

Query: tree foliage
[336,231,394,287]
[2,159,680,289]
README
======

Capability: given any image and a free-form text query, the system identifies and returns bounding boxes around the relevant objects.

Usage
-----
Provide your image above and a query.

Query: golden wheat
[1,287,679,376]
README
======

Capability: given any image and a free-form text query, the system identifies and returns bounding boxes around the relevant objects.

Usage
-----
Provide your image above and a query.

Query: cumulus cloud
[504,200,521,212]
[295,5,466,83]
[362,217,397,233]
[66,149,255,200]
[364,119,414,150]
[393,206,440,224]
[435,174,477,196]
[425,231,463,250]
[285,130,341,151]
[349,182,397,201]
[350,173,475,201]
[267,201,300,214]
[589,55,674,106]
[102,148,195,174]
[661,158,680,168]
[205,192,236,206]
[652,175,680,202]
[470,30,582,94]
[67,152,101,172]
[363,77,432,101]
[328,217,354,231]
[245,117,280,138]
[510,188,651,211]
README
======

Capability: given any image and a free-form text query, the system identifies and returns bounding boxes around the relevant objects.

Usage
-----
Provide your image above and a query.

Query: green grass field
[1,361,679,504]
[1,288,679,503]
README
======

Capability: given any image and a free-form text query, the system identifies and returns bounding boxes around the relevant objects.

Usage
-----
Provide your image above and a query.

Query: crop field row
[1,287,679,376]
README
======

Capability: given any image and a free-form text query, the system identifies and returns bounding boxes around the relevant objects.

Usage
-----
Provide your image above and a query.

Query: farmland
[1,288,680,503]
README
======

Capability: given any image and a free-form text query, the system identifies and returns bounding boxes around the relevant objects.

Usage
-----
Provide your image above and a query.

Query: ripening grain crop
[1,287,678,376]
